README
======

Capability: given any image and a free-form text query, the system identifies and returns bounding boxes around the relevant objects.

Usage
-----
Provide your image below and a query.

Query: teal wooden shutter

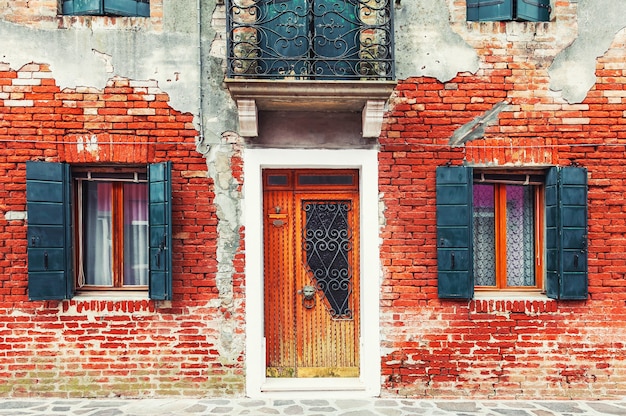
[62,0,103,15]
[26,161,73,300]
[436,166,474,299]
[313,0,359,78]
[148,162,173,300]
[105,0,150,17]
[516,0,550,22]
[545,167,588,300]
[259,0,308,77]
[467,0,513,21]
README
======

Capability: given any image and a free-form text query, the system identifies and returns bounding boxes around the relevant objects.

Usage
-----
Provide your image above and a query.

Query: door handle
[298,285,316,309]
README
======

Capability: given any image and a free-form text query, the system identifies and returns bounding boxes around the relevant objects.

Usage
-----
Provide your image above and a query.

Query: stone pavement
[1,398,626,416]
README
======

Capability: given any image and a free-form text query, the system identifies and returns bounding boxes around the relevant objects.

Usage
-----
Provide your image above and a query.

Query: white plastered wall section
[243,148,381,398]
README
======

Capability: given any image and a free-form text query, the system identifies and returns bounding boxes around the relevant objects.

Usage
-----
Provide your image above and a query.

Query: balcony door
[258,0,359,78]
[263,169,360,377]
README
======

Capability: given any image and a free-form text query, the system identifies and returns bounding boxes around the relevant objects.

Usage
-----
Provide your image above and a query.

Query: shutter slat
[436,166,474,299]
[26,161,73,300]
[148,162,173,300]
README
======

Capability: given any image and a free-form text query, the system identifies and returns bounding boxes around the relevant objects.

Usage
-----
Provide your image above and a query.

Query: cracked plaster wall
[549,0,626,103]
[0,0,236,143]
[4,1,623,146]
[394,1,479,82]
[394,0,626,105]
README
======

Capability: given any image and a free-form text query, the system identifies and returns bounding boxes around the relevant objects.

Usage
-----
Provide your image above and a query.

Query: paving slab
[0,398,625,416]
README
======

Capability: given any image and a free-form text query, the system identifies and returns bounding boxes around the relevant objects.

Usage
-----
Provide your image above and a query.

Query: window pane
[123,183,148,286]
[84,182,113,286]
[473,184,496,286]
[505,185,535,286]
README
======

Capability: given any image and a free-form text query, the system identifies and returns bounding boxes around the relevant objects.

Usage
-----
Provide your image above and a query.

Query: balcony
[225,0,396,138]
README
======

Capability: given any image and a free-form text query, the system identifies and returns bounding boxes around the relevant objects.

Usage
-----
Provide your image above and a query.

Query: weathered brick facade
[1,0,626,401]
[0,63,246,397]
[379,28,626,398]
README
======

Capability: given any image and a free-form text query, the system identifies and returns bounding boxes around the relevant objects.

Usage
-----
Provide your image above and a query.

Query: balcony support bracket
[363,100,386,138]
[236,99,258,138]
[226,79,396,139]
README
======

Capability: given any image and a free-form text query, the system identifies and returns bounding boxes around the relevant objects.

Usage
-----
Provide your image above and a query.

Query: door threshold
[259,378,368,398]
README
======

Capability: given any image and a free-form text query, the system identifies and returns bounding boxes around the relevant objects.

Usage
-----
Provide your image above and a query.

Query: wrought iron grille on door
[303,200,353,319]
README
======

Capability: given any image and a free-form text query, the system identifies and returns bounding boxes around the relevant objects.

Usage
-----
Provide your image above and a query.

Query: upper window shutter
[436,166,474,299]
[104,0,150,17]
[63,0,103,15]
[515,0,550,22]
[545,166,588,300]
[148,161,173,301]
[26,161,73,300]
[467,0,513,21]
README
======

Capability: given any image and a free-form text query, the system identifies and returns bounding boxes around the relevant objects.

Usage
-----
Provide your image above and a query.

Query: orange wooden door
[264,170,360,378]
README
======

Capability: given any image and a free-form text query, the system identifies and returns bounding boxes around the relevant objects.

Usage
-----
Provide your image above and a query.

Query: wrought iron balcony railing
[226,0,394,80]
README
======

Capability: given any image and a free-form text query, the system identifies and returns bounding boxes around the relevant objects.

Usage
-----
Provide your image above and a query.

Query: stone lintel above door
[225,79,397,139]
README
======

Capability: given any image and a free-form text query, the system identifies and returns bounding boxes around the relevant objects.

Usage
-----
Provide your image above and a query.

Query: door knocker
[298,285,316,309]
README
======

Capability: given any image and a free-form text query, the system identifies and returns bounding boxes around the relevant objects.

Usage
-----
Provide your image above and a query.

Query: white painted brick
[12,78,41,86]
[562,117,590,125]
[128,108,156,115]
[3,100,33,107]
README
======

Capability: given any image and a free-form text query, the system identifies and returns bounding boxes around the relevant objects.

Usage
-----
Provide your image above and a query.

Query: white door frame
[243,148,381,398]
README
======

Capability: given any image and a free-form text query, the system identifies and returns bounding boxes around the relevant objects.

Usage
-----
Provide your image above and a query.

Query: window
[436,166,587,300]
[61,0,150,17]
[472,174,543,290]
[26,161,172,300]
[467,0,551,22]
[226,0,394,80]
[75,171,149,289]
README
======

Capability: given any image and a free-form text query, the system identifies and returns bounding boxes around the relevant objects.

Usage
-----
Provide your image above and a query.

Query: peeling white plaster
[0,19,200,127]
[549,1,626,103]
[77,134,100,159]
[3,211,27,221]
[394,1,479,82]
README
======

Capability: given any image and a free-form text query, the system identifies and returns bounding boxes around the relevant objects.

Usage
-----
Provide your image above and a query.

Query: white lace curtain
[473,184,534,287]
[83,182,148,286]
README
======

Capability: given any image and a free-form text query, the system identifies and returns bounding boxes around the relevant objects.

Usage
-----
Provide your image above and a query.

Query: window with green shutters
[436,165,587,300]
[467,0,551,22]
[61,0,150,17]
[26,161,172,301]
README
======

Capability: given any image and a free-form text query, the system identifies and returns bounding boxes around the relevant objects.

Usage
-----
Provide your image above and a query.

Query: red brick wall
[379,32,626,399]
[0,62,245,397]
